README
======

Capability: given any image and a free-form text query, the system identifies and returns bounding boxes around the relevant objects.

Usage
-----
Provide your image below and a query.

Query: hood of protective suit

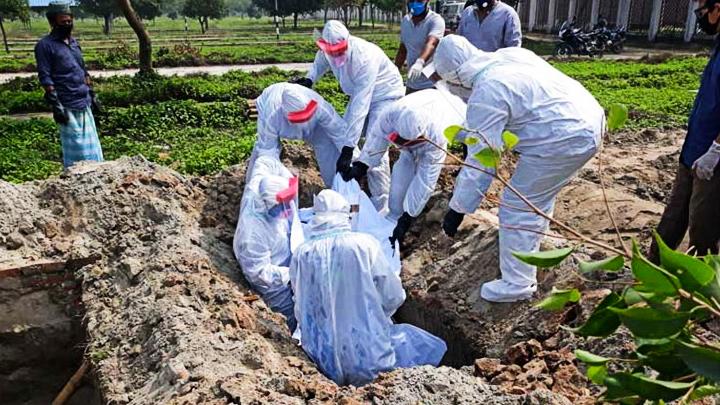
[281,87,317,124]
[310,189,351,235]
[260,175,292,210]
[396,108,428,141]
[435,34,538,88]
[322,20,350,45]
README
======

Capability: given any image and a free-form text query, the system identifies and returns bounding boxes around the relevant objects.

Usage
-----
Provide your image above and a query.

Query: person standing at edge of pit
[457,0,521,52]
[35,1,103,168]
[432,35,604,303]
[648,0,720,262]
[395,0,446,94]
[290,20,405,212]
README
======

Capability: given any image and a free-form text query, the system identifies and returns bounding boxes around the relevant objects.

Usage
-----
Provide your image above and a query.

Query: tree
[0,0,29,53]
[79,0,119,35]
[81,0,162,35]
[117,0,152,73]
[182,0,226,33]
[252,0,321,28]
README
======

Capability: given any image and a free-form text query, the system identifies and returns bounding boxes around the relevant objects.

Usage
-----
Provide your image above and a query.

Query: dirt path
[0,62,314,84]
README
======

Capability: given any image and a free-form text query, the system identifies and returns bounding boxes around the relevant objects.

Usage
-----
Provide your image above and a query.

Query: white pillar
[616,0,631,28]
[567,0,577,23]
[591,0,601,26]
[683,0,697,42]
[648,0,663,41]
[547,0,558,32]
[527,0,538,31]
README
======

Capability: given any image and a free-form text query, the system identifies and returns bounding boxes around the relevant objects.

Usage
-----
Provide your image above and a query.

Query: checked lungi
[59,106,104,168]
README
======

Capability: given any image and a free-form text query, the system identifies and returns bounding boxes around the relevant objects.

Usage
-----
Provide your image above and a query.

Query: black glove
[461,143,468,160]
[336,146,354,177]
[44,90,69,125]
[442,208,465,237]
[341,161,369,182]
[389,212,414,246]
[290,76,313,89]
[89,89,103,114]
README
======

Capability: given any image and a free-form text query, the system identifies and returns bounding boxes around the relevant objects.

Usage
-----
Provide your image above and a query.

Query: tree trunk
[0,17,8,53]
[198,17,204,33]
[324,5,328,22]
[103,13,114,36]
[293,12,298,28]
[281,16,286,27]
[344,6,349,25]
[358,5,363,27]
[371,5,375,29]
[116,0,153,73]
[203,16,209,32]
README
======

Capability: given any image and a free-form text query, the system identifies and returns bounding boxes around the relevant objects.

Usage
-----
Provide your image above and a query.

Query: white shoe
[480,279,537,303]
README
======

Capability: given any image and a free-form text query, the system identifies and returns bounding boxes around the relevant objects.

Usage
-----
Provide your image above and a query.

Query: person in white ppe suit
[247,82,349,187]
[290,189,446,386]
[344,89,466,246]
[234,155,304,330]
[432,35,605,303]
[293,20,406,211]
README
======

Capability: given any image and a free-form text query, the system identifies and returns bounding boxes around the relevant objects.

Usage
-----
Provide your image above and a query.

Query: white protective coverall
[358,89,467,222]
[247,82,348,186]
[434,35,605,302]
[233,156,305,329]
[290,190,446,386]
[307,20,406,210]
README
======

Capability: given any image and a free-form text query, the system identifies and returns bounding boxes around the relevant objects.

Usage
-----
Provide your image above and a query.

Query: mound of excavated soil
[1,150,581,404]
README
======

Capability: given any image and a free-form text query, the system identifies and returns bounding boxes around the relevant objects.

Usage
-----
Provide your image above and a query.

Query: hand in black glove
[461,143,468,160]
[442,208,465,237]
[341,161,369,182]
[89,89,103,114]
[290,76,313,89]
[44,90,69,125]
[389,212,414,246]
[336,146,354,177]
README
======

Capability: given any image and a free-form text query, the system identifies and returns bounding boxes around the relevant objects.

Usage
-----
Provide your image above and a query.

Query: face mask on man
[695,3,720,35]
[53,23,73,38]
[408,1,427,16]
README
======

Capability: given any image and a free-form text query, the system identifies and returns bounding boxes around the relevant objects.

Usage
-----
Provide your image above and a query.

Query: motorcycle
[606,26,626,54]
[554,21,605,58]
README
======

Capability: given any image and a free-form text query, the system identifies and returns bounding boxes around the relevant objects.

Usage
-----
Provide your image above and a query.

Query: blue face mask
[408,1,426,16]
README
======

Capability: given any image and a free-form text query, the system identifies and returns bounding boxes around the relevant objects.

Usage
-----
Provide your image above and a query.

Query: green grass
[0,56,707,183]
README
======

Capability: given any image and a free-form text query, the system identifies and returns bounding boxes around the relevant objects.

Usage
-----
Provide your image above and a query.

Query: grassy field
[0,16,557,72]
[0,53,706,184]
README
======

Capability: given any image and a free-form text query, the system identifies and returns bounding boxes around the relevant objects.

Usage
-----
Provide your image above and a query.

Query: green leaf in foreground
[575,349,610,365]
[655,232,715,292]
[444,125,463,143]
[608,306,689,339]
[473,147,501,168]
[501,131,519,150]
[579,255,625,273]
[607,103,629,131]
[513,247,574,268]
[676,341,720,382]
[464,137,479,145]
[573,291,626,337]
[587,364,608,385]
[609,373,693,401]
[690,385,720,401]
[535,287,580,311]
[631,241,679,296]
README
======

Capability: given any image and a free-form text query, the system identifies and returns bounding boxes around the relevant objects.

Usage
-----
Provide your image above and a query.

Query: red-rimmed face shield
[387,131,427,148]
[268,177,299,218]
[287,100,318,124]
[316,38,349,67]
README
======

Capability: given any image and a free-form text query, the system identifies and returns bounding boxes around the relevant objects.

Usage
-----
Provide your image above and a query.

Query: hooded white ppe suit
[307,20,406,210]
[434,35,605,302]
[247,82,349,186]
[290,190,446,386]
[358,89,466,221]
[233,156,305,329]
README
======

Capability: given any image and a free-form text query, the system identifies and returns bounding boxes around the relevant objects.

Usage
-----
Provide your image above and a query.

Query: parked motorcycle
[554,21,605,58]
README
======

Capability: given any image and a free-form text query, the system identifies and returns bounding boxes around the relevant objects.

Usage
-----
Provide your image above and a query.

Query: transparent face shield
[387,131,428,149]
[315,31,350,68]
[267,177,299,218]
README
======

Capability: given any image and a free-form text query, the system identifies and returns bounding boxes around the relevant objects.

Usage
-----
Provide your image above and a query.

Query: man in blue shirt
[34,1,103,168]
[457,0,521,52]
[650,0,720,262]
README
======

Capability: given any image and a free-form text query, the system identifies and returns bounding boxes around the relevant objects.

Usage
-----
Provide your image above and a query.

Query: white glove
[408,58,425,81]
[692,141,720,180]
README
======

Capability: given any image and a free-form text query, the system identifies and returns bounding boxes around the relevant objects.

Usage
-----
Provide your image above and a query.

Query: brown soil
[0,127,680,404]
